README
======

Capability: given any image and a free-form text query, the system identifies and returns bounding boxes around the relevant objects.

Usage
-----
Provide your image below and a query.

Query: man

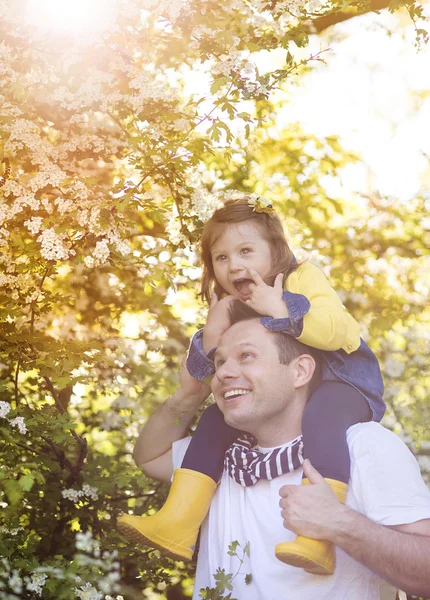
[129,302,430,600]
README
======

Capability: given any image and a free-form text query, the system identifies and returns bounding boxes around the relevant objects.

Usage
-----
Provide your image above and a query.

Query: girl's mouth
[233,278,254,297]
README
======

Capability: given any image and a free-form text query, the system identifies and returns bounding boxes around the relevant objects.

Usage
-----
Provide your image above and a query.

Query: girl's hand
[246,268,289,319]
[178,355,211,406]
[202,293,236,355]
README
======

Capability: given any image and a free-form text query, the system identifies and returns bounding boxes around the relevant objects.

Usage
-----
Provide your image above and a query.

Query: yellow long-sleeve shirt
[285,261,361,354]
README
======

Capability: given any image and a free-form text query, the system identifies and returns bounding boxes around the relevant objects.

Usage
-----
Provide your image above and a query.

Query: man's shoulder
[347,422,414,462]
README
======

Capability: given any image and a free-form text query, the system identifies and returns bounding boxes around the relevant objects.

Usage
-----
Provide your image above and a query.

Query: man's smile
[222,388,252,403]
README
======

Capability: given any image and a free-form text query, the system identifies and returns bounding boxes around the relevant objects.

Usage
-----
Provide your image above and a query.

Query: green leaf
[18,474,35,492]
[4,479,23,505]
[214,568,233,593]
[245,574,252,585]
[210,77,230,94]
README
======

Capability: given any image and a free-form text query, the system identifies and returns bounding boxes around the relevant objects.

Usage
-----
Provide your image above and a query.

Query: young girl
[118,196,385,575]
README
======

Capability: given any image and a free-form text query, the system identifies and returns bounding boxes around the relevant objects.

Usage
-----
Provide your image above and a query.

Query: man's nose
[214,358,240,383]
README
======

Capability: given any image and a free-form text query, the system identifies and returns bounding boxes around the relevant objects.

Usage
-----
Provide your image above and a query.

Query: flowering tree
[0,0,429,598]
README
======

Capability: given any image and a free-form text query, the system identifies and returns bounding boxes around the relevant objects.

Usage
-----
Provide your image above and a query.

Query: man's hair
[228,300,321,396]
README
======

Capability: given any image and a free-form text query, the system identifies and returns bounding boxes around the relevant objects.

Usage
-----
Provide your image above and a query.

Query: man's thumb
[303,459,325,484]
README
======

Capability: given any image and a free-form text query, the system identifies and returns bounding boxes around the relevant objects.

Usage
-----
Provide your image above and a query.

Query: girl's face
[210,221,273,301]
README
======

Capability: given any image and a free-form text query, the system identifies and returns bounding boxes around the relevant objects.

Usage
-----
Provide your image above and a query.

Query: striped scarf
[224,433,303,486]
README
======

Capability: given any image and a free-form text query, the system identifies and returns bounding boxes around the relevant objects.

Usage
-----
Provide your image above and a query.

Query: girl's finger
[247,266,265,286]
[274,272,284,291]
[209,292,218,310]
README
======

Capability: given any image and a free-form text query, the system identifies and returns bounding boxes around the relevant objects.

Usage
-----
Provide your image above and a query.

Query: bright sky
[270,7,430,201]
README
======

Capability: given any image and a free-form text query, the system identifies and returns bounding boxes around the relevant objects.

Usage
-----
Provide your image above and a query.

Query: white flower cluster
[37,228,70,261]
[24,216,44,234]
[190,187,222,223]
[0,401,11,418]
[62,483,99,503]
[73,531,122,597]
[26,573,48,596]
[0,558,23,595]
[0,404,28,434]
[75,582,103,600]
[9,416,27,435]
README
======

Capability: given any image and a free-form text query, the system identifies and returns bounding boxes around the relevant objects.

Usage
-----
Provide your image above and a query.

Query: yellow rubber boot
[117,468,217,561]
[275,478,348,575]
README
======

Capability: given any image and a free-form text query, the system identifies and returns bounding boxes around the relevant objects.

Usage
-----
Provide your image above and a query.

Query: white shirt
[172,422,430,600]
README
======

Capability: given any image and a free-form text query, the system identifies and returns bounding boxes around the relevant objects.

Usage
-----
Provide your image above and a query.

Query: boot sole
[276,548,333,575]
[117,521,193,563]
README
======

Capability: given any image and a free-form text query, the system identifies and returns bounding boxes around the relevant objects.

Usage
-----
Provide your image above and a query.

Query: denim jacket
[187,286,385,422]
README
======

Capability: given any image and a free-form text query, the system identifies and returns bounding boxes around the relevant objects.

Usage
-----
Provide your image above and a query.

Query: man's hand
[245,268,288,319]
[202,293,236,354]
[279,459,347,541]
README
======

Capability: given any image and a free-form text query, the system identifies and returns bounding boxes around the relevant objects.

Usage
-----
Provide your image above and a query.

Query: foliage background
[0,0,429,598]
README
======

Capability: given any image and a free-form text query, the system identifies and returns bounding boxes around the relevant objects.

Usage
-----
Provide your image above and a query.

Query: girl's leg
[181,403,241,482]
[276,381,371,574]
[118,404,240,560]
[302,381,372,483]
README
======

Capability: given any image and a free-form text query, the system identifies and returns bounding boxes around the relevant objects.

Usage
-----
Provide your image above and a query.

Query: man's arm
[133,358,211,484]
[280,459,430,596]
[332,510,430,596]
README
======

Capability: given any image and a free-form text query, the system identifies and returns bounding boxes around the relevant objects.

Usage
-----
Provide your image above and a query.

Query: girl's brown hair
[200,196,297,304]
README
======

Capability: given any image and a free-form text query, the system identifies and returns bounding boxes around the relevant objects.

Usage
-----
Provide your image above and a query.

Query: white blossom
[9,571,23,594]
[62,484,99,503]
[9,416,27,434]
[26,573,47,596]
[93,240,110,264]
[84,256,96,268]
[37,228,70,261]
[24,216,44,234]
[0,401,11,418]
[75,531,96,553]
[75,582,103,600]
[384,358,406,378]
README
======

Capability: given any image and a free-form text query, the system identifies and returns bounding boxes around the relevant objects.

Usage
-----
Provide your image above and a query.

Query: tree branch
[311,0,391,34]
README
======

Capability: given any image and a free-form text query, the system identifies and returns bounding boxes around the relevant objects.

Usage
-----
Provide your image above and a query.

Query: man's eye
[242,352,254,360]
[215,359,225,369]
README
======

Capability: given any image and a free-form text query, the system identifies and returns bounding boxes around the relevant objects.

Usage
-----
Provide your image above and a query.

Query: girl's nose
[229,257,245,273]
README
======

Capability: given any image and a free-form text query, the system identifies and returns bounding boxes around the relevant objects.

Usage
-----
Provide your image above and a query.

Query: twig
[14,359,20,406]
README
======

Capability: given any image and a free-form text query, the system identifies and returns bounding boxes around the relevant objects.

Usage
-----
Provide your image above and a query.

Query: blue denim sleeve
[186,329,216,380]
[260,291,310,337]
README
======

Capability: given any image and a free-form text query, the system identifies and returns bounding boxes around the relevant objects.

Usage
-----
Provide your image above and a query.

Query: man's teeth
[224,389,250,399]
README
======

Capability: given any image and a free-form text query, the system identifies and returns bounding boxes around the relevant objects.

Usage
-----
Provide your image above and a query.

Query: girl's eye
[215,254,227,262]
[240,247,252,255]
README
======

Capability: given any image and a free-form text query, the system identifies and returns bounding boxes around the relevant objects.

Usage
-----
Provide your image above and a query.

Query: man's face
[211,320,296,436]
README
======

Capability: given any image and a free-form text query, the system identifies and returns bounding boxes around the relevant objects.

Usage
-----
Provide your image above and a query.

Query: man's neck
[253,405,303,448]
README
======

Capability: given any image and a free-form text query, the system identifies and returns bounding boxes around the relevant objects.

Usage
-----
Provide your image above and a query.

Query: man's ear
[293,354,316,389]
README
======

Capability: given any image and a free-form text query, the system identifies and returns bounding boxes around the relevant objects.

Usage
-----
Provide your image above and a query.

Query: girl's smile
[210,221,273,301]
